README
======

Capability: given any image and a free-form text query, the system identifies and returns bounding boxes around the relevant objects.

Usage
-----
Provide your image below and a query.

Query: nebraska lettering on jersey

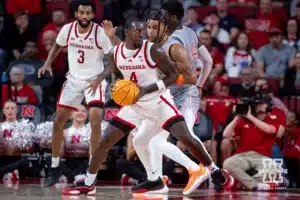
[69,43,95,50]
[119,65,146,70]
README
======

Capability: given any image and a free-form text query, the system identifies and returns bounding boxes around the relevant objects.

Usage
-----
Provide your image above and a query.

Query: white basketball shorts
[110,90,184,133]
[57,74,107,110]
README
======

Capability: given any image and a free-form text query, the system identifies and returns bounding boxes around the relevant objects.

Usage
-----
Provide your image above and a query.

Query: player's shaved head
[124,19,143,31]
[124,19,145,49]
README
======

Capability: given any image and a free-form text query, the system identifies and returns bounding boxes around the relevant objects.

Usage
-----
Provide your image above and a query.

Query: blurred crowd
[0,0,299,190]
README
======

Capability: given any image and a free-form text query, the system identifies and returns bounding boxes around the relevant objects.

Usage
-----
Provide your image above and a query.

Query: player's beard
[78,19,92,28]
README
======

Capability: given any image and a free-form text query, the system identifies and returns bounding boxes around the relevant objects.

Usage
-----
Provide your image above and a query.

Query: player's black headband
[146,11,168,43]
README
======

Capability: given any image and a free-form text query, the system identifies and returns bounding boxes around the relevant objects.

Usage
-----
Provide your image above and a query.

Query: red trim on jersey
[57,104,78,111]
[66,22,74,45]
[74,22,79,38]
[74,21,94,40]
[162,115,183,130]
[114,116,136,129]
[133,45,142,58]
[95,24,102,49]
[84,22,94,40]
[120,42,141,59]
[87,84,103,105]
[160,95,180,115]
[56,81,78,111]
[144,41,157,69]
[160,95,183,129]
[120,42,126,59]
[114,44,121,66]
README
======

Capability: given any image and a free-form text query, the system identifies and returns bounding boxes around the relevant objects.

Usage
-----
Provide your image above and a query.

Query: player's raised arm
[196,40,213,89]
[169,43,197,84]
[141,44,179,95]
[102,20,122,46]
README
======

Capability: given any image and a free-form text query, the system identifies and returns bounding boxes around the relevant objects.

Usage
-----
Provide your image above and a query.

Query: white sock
[207,162,219,172]
[51,157,60,168]
[84,172,97,186]
[149,140,163,178]
[133,139,159,181]
[159,139,200,171]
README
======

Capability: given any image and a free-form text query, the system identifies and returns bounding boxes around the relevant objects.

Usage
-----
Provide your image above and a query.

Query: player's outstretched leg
[44,107,73,187]
[131,120,168,195]
[61,123,128,195]
[150,130,208,195]
[168,120,234,193]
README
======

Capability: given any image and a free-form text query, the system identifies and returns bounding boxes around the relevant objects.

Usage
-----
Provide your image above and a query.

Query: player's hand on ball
[38,65,52,78]
[133,86,146,103]
[102,20,117,38]
[88,78,101,97]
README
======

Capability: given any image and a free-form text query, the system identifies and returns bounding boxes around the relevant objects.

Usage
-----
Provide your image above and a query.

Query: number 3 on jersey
[130,72,138,83]
[78,50,85,64]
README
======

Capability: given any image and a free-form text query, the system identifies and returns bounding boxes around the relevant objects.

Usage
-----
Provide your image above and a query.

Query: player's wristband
[156,80,166,90]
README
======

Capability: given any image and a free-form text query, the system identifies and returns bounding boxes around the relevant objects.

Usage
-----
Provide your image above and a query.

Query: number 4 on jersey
[130,72,138,83]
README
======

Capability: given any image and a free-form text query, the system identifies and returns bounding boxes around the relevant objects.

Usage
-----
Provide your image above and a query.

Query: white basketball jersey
[64,125,90,155]
[114,40,164,101]
[56,21,113,80]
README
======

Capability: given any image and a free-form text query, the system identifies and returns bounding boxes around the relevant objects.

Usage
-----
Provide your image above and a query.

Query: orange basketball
[111,79,140,106]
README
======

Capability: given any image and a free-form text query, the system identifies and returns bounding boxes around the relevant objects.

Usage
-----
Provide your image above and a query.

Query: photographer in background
[223,95,286,190]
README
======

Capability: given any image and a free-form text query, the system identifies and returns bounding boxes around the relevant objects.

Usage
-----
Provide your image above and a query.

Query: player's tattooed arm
[169,43,197,84]
[141,44,179,95]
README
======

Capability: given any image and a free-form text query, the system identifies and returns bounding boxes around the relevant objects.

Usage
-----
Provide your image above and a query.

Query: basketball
[111,79,140,106]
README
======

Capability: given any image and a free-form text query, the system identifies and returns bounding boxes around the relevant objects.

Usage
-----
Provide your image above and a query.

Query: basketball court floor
[1,180,300,200]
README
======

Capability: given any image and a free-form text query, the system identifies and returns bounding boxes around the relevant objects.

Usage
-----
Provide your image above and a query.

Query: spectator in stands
[204,81,236,162]
[197,12,231,46]
[223,95,286,190]
[7,11,39,60]
[246,0,282,49]
[283,19,299,50]
[255,77,289,115]
[283,111,300,188]
[215,0,239,38]
[8,41,43,85]
[228,0,258,7]
[1,66,38,107]
[39,8,68,60]
[184,7,202,32]
[199,30,224,78]
[255,28,296,78]
[225,32,255,77]
[0,100,35,180]
[285,51,300,92]
[229,67,256,97]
